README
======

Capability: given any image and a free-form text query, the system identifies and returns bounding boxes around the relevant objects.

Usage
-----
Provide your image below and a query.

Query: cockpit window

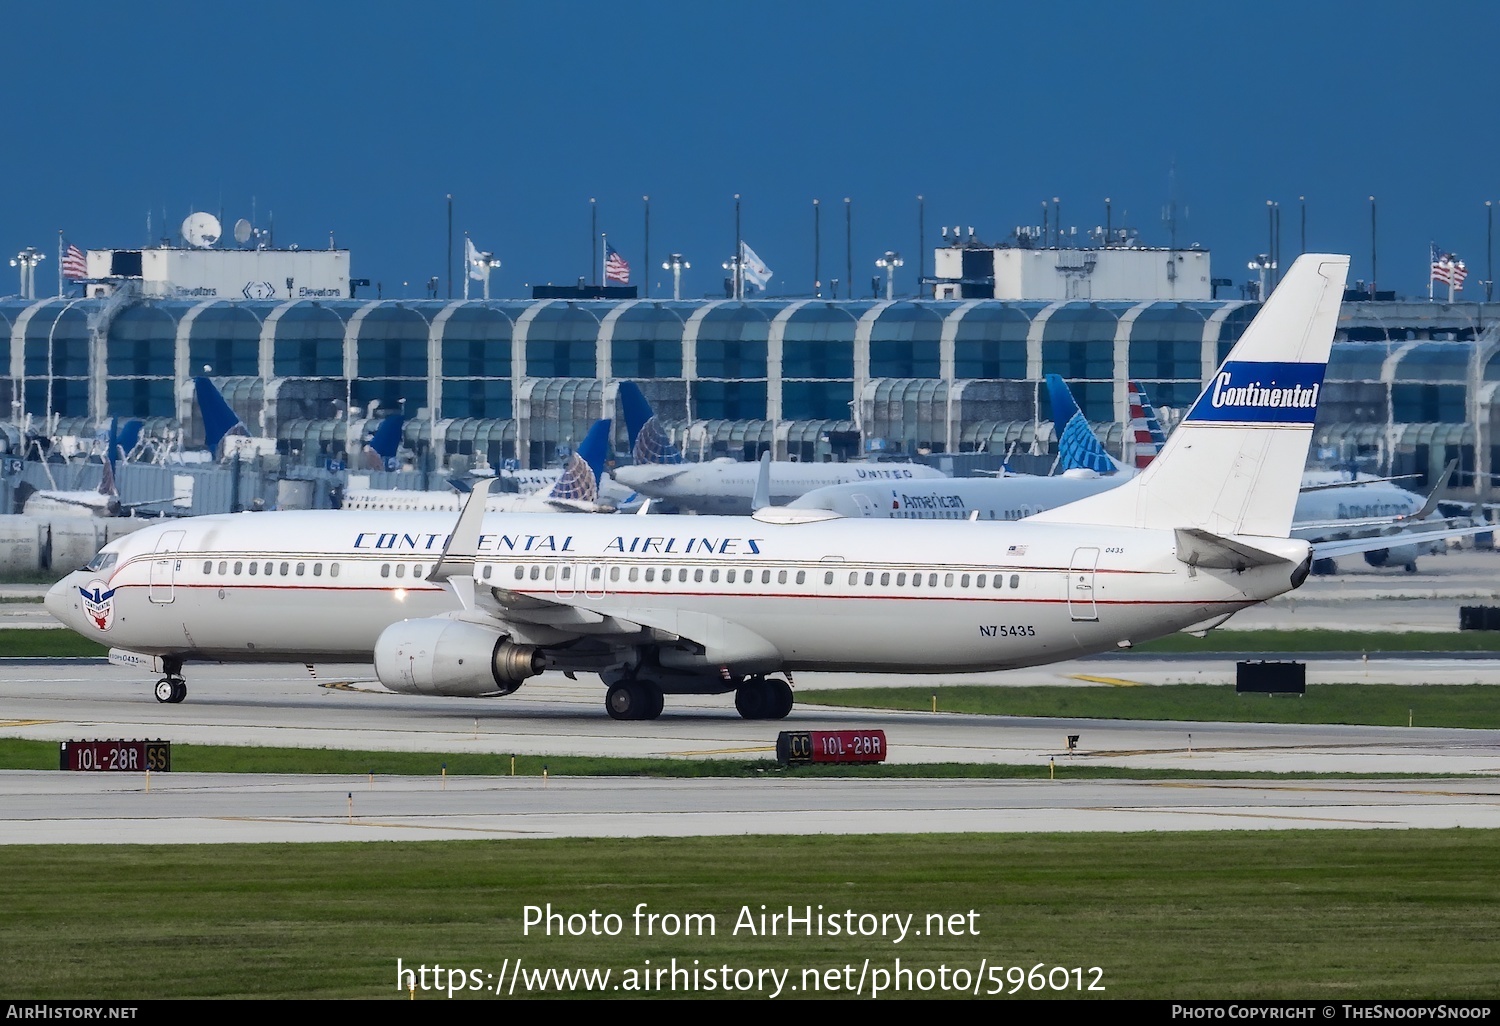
[85,552,118,572]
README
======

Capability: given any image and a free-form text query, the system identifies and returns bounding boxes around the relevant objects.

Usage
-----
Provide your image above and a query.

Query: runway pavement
[3,549,1499,843]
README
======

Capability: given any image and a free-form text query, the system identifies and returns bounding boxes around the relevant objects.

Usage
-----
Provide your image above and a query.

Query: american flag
[61,243,88,280]
[1431,244,1467,290]
[604,243,630,284]
[1431,243,1450,284]
[1450,259,1469,290]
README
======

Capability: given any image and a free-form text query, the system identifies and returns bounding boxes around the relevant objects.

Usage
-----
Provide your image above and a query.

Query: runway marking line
[217,816,548,836]
[1067,674,1143,687]
[1092,807,1403,826]
[0,719,58,727]
[664,745,776,757]
[1151,781,1500,799]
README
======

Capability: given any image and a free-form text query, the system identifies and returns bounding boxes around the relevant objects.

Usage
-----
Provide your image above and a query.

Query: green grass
[1,832,1497,998]
[1133,629,1500,653]
[800,683,1500,728]
[0,628,106,658]
[0,739,1456,780]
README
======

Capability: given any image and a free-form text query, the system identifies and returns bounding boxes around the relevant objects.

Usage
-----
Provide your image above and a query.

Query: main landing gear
[735,676,794,720]
[605,679,665,721]
[153,658,187,704]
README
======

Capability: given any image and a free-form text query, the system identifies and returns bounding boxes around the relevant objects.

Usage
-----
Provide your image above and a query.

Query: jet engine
[373,618,543,697]
[1363,544,1424,571]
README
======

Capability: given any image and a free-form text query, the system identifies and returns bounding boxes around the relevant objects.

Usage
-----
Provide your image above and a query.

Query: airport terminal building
[4,269,1500,499]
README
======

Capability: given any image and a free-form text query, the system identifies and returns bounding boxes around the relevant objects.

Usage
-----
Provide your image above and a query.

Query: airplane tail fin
[1044,375,1119,475]
[1029,254,1349,537]
[618,381,683,465]
[364,414,405,469]
[548,419,611,503]
[1127,381,1166,469]
[193,377,248,453]
[114,419,144,465]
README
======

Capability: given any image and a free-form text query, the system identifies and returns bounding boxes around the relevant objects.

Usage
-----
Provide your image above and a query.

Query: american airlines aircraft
[48,254,1351,720]
[611,382,949,514]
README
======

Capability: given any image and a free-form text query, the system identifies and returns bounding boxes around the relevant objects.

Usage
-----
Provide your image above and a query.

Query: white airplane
[49,253,1351,720]
[610,382,949,514]
[794,383,1484,573]
[339,419,618,515]
[16,419,166,518]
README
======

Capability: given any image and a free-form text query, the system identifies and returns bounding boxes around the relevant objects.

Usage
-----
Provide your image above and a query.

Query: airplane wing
[1293,461,1458,534]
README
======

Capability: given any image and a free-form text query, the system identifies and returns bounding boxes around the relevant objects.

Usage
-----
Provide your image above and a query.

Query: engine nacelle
[373,618,543,697]
[1363,543,1425,570]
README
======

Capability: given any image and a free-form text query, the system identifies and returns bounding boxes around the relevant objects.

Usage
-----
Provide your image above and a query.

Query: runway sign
[59,740,171,772]
[776,730,887,766]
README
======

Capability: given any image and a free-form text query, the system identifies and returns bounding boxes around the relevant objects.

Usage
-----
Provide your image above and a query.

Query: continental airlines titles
[351,532,767,556]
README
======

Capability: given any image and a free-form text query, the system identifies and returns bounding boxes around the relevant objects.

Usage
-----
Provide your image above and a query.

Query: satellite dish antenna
[233,219,252,246]
[181,212,222,248]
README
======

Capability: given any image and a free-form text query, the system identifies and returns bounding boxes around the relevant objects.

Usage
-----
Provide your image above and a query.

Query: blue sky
[8,1,1497,300]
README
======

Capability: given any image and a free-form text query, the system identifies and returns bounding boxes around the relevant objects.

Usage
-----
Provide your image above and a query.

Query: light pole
[1487,200,1494,303]
[10,247,44,300]
[662,254,689,300]
[721,255,742,301]
[1248,254,1275,301]
[875,251,903,300]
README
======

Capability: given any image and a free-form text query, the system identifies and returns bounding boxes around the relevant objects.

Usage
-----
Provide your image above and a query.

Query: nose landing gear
[153,676,187,704]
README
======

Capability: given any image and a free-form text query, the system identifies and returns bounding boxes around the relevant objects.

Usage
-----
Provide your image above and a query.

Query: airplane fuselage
[49,510,1304,676]
[613,460,949,515]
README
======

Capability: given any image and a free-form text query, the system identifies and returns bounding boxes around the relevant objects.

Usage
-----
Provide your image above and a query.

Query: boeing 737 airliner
[49,254,1350,721]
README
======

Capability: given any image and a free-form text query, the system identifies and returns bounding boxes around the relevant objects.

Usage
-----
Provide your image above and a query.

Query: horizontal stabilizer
[1175,528,1294,571]
[1310,523,1493,560]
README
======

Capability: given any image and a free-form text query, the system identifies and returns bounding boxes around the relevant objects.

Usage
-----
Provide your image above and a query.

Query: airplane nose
[45,574,79,627]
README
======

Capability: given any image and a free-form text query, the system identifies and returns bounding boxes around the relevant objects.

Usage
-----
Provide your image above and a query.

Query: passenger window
[218,561,227,575]
[249,562,258,576]
[694,568,704,583]
[762,570,771,584]
[514,566,525,580]
[710,569,719,583]
[482,565,492,580]
[993,575,1004,588]
[296,562,305,576]
[202,561,212,574]
[263,562,273,575]
[545,565,556,581]
[778,570,787,584]
[928,574,938,587]
[726,569,737,583]
[976,575,986,589]
[1010,574,1020,589]
[645,568,656,582]
[529,566,540,580]
[944,573,954,587]
[591,567,601,581]
[796,571,805,585]
[313,563,322,576]
[865,572,874,586]
[880,572,890,586]
[561,565,571,580]
[395,564,405,578]
[330,563,340,578]
[897,573,906,586]
[961,574,970,587]
[629,567,639,582]
[233,561,243,575]
[280,562,290,576]
[611,567,621,582]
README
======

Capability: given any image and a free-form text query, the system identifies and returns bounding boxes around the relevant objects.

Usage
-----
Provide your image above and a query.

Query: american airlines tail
[1029,253,1349,538]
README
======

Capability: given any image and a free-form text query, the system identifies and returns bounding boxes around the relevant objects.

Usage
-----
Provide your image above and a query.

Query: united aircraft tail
[192,377,250,453]
[618,381,684,465]
[547,418,612,504]
[1044,375,1120,475]
[1029,253,1349,538]
[364,414,405,470]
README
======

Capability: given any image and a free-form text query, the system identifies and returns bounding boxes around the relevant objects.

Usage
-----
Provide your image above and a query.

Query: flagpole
[601,232,607,288]
[734,193,742,301]
[643,195,650,299]
[1429,244,1435,303]
[463,232,470,301]
[591,199,598,286]
[56,230,63,297]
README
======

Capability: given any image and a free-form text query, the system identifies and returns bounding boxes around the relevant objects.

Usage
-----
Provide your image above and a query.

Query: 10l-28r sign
[59,740,171,772]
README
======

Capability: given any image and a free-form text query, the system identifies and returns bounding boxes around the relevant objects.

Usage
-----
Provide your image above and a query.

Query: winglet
[751,450,772,511]
[1402,459,1457,522]
[427,478,494,608]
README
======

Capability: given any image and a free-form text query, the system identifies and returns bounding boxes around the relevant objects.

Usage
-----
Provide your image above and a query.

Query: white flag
[740,241,773,292]
[466,237,487,281]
